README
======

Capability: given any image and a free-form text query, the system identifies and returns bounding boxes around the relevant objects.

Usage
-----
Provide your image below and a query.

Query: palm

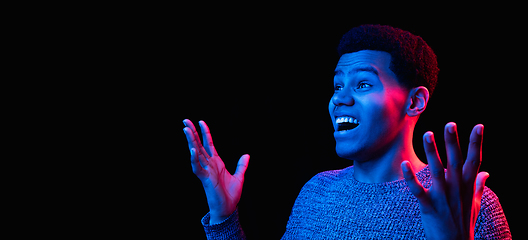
[183,119,250,223]
[202,155,244,210]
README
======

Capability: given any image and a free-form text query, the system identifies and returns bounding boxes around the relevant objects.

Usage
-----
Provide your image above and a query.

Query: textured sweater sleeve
[201,208,246,240]
[474,187,512,239]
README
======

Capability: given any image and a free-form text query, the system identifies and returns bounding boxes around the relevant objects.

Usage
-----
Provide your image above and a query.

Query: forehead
[335,50,392,75]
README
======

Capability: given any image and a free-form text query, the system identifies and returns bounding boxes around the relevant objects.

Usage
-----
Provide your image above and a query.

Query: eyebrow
[334,66,379,76]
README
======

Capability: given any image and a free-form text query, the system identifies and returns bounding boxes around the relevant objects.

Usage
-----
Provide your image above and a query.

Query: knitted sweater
[201,166,511,239]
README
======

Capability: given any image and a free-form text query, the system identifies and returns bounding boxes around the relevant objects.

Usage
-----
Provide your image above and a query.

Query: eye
[334,84,343,92]
[357,81,372,89]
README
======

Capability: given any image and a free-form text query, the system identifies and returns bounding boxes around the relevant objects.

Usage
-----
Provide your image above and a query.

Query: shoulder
[479,187,506,218]
[290,166,353,211]
[296,166,353,196]
[305,166,353,188]
[474,187,512,239]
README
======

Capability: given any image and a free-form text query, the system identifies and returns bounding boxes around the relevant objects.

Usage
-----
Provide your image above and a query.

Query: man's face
[329,50,411,161]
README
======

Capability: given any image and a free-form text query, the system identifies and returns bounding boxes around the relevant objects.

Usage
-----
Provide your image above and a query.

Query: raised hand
[183,119,250,224]
[401,122,489,240]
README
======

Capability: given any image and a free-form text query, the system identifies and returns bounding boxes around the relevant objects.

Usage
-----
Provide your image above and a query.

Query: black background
[16,6,524,239]
[171,11,523,239]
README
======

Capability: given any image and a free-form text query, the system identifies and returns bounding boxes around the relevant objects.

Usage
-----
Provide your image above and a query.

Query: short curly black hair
[337,25,439,95]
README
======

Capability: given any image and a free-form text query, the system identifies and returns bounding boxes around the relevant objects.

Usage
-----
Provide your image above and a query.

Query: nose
[332,88,355,107]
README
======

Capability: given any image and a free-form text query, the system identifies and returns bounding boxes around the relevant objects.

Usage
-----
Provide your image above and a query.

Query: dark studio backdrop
[16,6,525,239]
[174,14,522,239]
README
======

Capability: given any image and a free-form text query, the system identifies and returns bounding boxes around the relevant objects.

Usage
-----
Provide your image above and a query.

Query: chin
[335,140,363,160]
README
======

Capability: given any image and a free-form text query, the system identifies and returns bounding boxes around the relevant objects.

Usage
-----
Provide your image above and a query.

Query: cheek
[362,94,389,120]
[328,99,336,123]
[365,92,408,136]
[362,94,400,129]
[328,98,335,115]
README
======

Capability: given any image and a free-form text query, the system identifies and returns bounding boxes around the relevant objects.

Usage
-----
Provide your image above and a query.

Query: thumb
[234,154,250,180]
[401,161,428,205]
[474,172,490,201]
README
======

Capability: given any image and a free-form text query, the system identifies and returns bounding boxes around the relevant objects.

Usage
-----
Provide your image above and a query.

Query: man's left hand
[401,122,489,240]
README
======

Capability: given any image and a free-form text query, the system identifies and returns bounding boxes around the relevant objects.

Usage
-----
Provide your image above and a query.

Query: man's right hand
[183,119,250,224]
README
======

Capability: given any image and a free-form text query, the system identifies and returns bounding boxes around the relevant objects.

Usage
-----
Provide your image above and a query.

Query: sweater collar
[342,165,431,194]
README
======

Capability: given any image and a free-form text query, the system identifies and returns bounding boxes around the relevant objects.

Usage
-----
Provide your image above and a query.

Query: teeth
[335,117,359,124]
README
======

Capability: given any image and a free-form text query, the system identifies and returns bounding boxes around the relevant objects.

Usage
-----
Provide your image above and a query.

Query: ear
[407,86,430,117]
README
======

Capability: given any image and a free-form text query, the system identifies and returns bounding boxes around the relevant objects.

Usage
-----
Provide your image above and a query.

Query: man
[183,25,511,239]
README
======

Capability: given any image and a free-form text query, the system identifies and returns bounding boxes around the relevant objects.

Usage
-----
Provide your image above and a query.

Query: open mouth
[336,116,359,131]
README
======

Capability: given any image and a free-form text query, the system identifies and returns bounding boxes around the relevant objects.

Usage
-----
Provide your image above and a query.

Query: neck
[352,123,426,183]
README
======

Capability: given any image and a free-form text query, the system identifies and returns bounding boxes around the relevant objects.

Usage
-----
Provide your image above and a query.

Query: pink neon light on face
[329,50,411,162]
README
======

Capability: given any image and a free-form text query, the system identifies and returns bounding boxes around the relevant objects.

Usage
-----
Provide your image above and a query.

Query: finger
[199,120,218,157]
[183,126,197,150]
[190,148,208,178]
[183,119,202,145]
[183,127,208,164]
[463,124,484,186]
[444,122,463,186]
[402,161,431,208]
[233,154,250,180]
[465,171,489,230]
[183,119,209,158]
[423,131,446,190]
[474,172,489,202]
